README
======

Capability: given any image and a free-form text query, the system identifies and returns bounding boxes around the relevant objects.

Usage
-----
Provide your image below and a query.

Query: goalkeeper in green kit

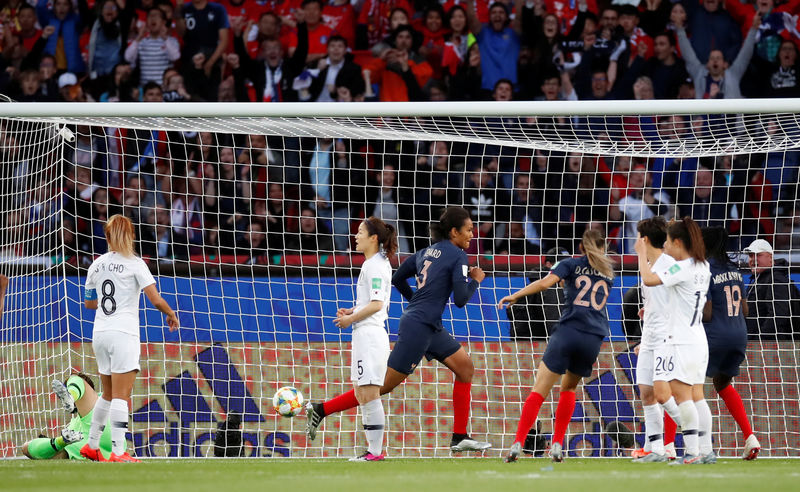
[19,373,122,460]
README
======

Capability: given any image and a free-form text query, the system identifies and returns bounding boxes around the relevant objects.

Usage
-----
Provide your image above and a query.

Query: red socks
[322,389,359,416]
[719,385,753,439]
[452,381,471,435]
[552,391,576,447]
[664,413,677,445]
[514,391,545,444]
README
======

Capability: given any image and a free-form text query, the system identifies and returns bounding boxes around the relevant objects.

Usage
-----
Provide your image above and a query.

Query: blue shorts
[706,338,746,378]
[541,324,604,378]
[387,315,462,375]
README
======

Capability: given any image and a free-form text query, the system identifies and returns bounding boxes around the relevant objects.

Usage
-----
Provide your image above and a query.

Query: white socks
[678,400,700,456]
[695,399,713,455]
[361,398,385,456]
[109,398,129,456]
[87,397,111,449]
[643,403,665,454]
[662,397,682,427]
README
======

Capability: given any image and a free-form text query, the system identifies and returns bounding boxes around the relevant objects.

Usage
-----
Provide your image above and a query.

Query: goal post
[0,100,798,459]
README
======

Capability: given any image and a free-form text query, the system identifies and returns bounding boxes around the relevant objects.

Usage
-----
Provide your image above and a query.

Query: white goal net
[0,101,798,459]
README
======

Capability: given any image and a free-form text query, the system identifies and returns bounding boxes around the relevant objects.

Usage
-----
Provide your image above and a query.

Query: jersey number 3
[101,279,117,316]
[573,275,609,310]
[417,260,433,289]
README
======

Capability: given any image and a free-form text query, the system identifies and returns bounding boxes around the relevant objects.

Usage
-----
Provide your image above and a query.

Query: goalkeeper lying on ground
[20,373,121,460]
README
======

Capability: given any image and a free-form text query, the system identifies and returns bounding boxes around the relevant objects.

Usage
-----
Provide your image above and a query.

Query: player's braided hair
[581,228,615,279]
[364,216,398,259]
[430,206,471,242]
[668,216,706,263]
[701,226,735,267]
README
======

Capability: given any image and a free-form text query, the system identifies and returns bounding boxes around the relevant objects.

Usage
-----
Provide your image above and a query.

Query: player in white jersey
[631,217,682,462]
[80,215,179,463]
[332,217,397,462]
[636,217,711,465]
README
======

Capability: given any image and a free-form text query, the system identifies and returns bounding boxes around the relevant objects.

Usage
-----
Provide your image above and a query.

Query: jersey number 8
[101,279,117,316]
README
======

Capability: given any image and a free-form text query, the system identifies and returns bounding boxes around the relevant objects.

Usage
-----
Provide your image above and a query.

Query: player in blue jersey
[306,207,491,452]
[701,226,760,460]
[498,229,615,462]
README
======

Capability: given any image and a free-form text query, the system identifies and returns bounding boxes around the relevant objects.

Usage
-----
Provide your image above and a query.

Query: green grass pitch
[2,458,798,492]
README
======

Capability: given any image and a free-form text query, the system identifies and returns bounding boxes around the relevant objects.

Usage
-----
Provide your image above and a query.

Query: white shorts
[92,330,141,375]
[653,343,708,386]
[636,347,654,387]
[351,325,390,386]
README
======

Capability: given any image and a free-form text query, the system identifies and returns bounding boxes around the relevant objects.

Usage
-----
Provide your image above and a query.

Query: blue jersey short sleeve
[551,256,611,337]
[704,258,748,345]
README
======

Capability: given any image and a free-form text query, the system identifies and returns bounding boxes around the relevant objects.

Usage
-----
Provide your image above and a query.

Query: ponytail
[667,216,705,262]
[430,206,471,242]
[582,228,615,279]
[104,214,135,257]
[364,216,398,259]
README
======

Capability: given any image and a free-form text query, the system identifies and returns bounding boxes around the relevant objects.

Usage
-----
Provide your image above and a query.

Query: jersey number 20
[573,275,609,310]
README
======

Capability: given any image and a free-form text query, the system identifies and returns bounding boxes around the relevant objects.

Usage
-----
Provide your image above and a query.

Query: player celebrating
[332,217,397,462]
[306,207,491,452]
[630,217,683,463]
[498,229,615,463]
[20,374,118,460]
[80,214,179,462]
[635,217,711,465]
[701,226,760,460]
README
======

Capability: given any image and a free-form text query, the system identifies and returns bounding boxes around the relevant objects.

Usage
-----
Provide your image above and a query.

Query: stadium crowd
[0,0,798,338]
[1,0,799,103]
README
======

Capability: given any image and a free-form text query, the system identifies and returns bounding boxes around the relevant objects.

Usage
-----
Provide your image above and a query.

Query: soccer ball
[272,386,304,417]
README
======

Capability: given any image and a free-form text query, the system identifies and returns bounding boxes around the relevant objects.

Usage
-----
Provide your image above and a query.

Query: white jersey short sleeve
[654,257,711,345]
[640,253,675,350]
[353,254,392,330]
[85,252,156,338]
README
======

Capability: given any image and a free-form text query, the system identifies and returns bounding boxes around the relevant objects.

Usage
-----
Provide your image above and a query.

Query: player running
[306,206,491,453]
[635,217,711,465]
[20,373,118,460]
[630,217,683,463]
[81,214,179,462]
[701,226,760,460]
[332,217,397,462]
[498,229,614,463]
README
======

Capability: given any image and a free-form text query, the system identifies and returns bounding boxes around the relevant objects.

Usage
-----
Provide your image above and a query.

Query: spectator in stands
[676,166,736,228]
[506,246,568,339]
[99,62,135,102]
[14,69,48,102]
[323,0,356,49]
[124,8,180,86]
[300,35,363,102]
[724,0,799,64]
[231,18,308,101]
[36,0,85,74]
[176,0,230,100]
[446,41,482,101]
[357,0,414,49]
[265,182,296,255]
[141,204,189,260]
[162,69,192,102]
[90,187,122,253]
[744,238,800,340]
[441,5,474,79]
[237,221,269,263]
[363,24,432,102]
[618,5,653,63]
[675,13,759,99]
[14,4,42,53]
[142,81,163,102]
[465,0,523,92]
[86,0,131,86]
[287,207,335,253]
[36,55,59,100]
[610,164,672,253]
[367,164,411,254]
[767,40,800,98]
[640,32,689,99]
[497,173,544,255]
[683,0,743,64]
[461,160,509,254]
[638,0,672,37]
[287,0,332,64]
[418,4,448,79]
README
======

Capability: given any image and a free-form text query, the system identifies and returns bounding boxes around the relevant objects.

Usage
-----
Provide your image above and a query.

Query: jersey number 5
[417,260,432,289]
[573,275,609,310]
[101,279,117,316]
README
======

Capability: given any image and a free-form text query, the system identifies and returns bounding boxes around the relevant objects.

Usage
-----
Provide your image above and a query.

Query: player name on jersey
[711,271,743,285]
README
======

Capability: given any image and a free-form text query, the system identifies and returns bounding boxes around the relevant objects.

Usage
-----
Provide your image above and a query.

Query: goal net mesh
[0,107,798,459]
